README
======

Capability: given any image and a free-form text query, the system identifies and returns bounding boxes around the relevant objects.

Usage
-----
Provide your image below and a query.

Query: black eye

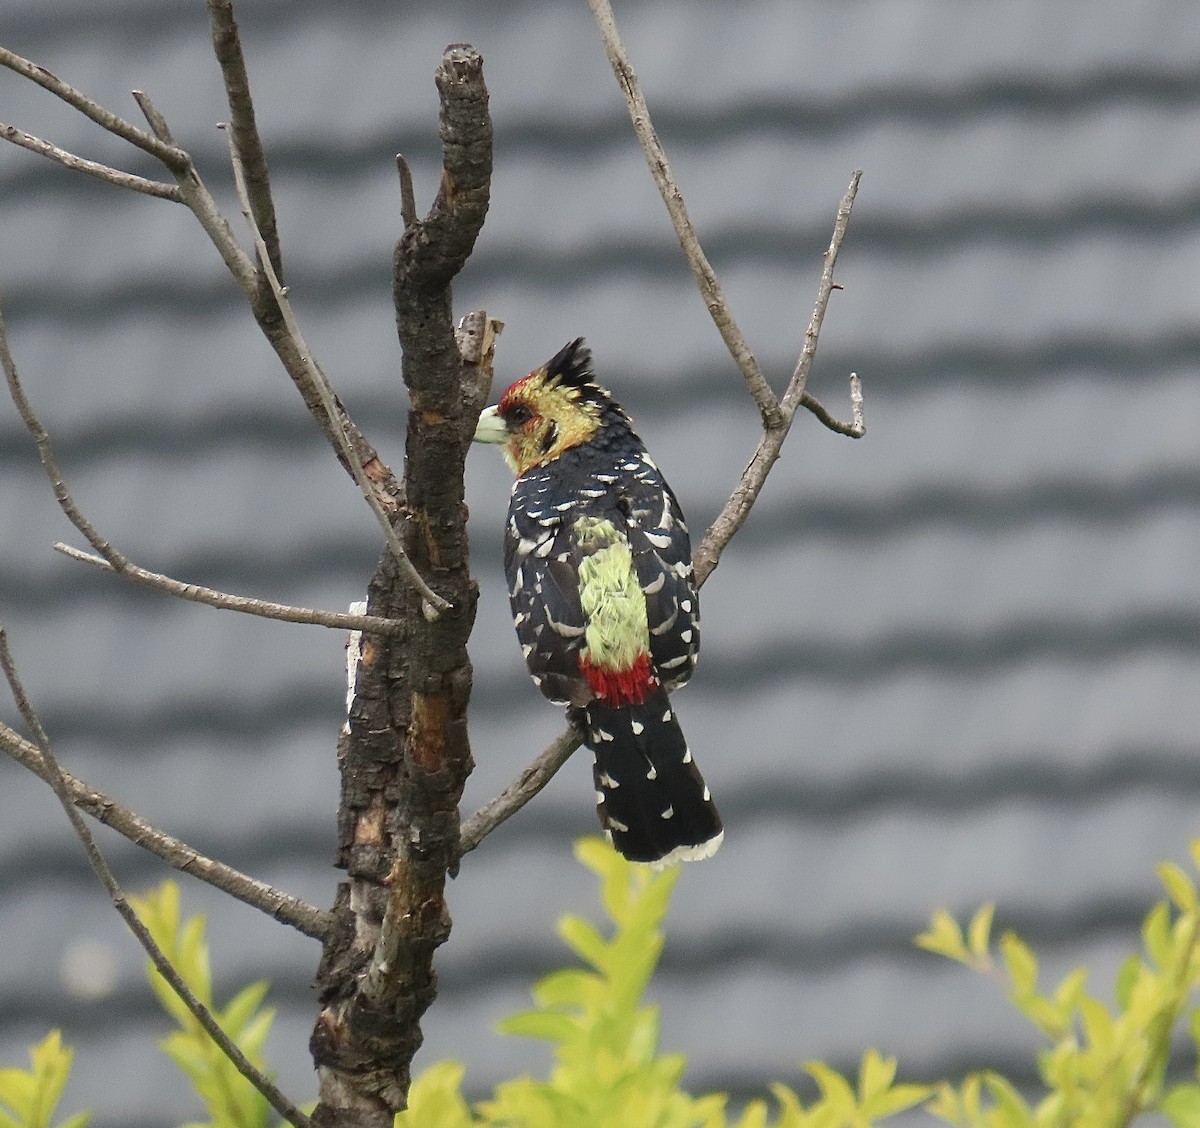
[506,403,533,425]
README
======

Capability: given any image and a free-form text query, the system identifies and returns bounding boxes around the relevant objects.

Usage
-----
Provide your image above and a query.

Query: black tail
[577,689,722,867]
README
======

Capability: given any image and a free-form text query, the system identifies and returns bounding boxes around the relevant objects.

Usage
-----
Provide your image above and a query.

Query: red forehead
[497,371,538,411]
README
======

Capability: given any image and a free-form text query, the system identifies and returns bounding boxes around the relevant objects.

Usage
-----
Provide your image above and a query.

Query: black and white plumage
[474,339,722,866]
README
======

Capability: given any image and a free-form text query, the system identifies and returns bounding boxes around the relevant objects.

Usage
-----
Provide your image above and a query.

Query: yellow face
[473,368,603,475]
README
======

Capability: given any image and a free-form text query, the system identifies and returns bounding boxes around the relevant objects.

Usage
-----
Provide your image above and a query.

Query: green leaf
[131,882,279,1128]
[857,1049,897,1102]
[1115,954,1143,1010]
[219,980,272,1039]
[856,1052,931,1120]
[915,909,969,964]
[0,1032,89,1128]
[1163,1083,1200,1127]
[968,903,995,963]
[1143,901,1173,969]
[396,1061,474,1128]
[1078,996,1115,1055]
[924,1081,967,1125]
[556,915,610,974]
[804,1061,856,1114]
[868,1081,933,1118]
[531,969,596,1010]
[496,1009,581,1045]
[729,1099,770,1128]
[980,1072,1033,1127]
[1159,863,1198,912]
[1000,932,1039,998]
[235,1006,276,1064]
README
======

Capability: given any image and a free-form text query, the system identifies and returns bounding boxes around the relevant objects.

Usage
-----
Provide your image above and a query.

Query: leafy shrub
[13,837,1200,1127]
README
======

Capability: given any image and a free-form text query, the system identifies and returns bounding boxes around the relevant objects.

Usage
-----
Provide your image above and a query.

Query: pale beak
[473,404,508,444]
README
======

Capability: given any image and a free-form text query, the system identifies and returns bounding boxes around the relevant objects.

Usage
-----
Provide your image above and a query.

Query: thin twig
[0,718,330,939]
[0,45,189,171]
[458,728,582,858]
[0,632,314,1128]
[4,303,397,635]
[694,170,863,587]
[222,124,451,617]
[800,373,866,438]
[55,542,406,636]
[0,122,183,200]
[585,0,782,430]
[130,89,261,301]
[781,175,863,416]
[396,153,418,229]
[206,0,284,284]
[0,302,128,571]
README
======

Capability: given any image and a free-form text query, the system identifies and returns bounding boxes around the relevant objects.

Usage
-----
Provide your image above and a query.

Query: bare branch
[129,89,261,300]
[1,301,128,572]
[458,728,582,859]
[54,543,407,636]
[3,44,406,527]
[585,0,782,430]
[206,0,284,284]
[396,153,418,229]
[693,170,863,587]
[0,45,189,171]
[0,718,330,939]
[0,632,315,1128]
[800,372,866,438]
[5,300,400,635]
[781,173,864,416]
[0,122,182,199]
[222,124,451,616]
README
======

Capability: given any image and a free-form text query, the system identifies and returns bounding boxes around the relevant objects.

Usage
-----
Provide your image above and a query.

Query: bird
[473,338,722,867]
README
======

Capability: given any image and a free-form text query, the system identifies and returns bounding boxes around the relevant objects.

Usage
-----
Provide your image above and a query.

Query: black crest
[544,338,597,391]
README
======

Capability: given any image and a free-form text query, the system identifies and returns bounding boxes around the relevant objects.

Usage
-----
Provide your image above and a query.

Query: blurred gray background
[3,0,1200,1124]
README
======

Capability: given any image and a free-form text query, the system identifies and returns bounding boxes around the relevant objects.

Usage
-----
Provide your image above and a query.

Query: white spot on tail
[631,719,644,735]
[682,747,693,763]
[646,765,657,780]
[607,816,630,833]
[598,771,619,789]
[662,708,672,723]
[660,805,674,819]
[680,629,692,643]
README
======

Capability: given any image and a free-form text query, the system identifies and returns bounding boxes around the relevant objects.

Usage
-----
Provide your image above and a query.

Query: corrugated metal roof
[3,0,1200,1124]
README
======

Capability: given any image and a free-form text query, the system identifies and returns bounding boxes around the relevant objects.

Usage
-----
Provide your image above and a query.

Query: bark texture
[310,45,492,1126]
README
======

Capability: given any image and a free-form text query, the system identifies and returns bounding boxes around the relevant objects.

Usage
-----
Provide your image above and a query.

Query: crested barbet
[473,338,723,867]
